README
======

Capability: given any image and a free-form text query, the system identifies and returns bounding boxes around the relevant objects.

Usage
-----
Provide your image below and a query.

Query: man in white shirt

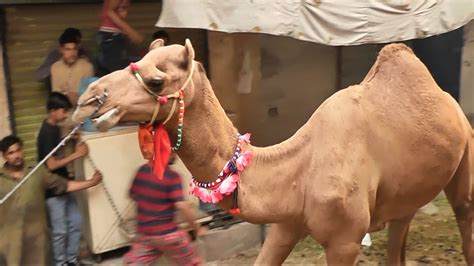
[51,30,94,106]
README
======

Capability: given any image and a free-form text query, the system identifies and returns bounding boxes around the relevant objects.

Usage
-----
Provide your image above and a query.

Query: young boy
[0,135,102,265]
[125,153,205,265]
[36,92,90,265]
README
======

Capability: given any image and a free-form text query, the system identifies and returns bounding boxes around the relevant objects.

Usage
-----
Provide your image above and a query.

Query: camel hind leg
[387,213,415,266]
[444,141,474,265]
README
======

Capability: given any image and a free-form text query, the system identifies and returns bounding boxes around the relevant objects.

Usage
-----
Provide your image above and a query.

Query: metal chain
[86,156,136,238]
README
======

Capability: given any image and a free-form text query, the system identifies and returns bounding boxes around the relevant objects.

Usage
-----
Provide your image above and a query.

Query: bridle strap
[149,103,160,126]
[130,61,195,126]
[162,93,179,125]
[178,61,195,92]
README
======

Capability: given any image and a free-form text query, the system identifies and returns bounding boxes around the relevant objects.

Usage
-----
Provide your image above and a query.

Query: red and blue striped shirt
[130,164,184,236]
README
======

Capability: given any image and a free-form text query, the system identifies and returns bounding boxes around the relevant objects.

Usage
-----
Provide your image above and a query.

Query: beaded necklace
[190,133,253,214]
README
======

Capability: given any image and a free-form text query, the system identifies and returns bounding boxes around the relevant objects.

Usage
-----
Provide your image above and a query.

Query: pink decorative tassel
[218,174,240,195]
[189,133,253,209]
[236,152,253,171]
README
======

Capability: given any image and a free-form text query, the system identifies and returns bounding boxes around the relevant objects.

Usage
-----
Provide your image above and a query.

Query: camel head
[72,39,196,131]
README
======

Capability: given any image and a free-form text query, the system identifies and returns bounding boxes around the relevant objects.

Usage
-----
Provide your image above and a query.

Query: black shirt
[37,120,71,198]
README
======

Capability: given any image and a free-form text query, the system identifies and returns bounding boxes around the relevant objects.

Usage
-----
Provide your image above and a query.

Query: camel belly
[368,132,465,224]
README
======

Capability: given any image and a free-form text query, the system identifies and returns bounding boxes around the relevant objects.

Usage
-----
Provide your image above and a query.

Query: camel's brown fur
[73,41,474,265]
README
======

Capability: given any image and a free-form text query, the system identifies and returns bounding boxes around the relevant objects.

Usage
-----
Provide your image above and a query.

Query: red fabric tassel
[138,123,171,179]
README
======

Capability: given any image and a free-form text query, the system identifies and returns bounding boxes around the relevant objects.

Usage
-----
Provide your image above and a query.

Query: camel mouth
[91,107,121,131]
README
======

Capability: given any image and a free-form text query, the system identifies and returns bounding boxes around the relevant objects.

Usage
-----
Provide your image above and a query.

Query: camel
[73,40,474,265]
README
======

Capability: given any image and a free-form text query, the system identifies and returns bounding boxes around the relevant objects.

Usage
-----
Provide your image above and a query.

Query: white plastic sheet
[157,0,474,45]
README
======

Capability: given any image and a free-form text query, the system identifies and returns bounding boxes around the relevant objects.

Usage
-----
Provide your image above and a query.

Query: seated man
[124,153,205,265]
[0,135,102,265]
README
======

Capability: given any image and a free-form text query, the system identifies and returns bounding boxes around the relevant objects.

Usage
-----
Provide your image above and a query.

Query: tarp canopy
[156,0,474,45]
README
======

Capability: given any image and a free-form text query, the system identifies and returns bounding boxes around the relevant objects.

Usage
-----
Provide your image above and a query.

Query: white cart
[75,127,145,255]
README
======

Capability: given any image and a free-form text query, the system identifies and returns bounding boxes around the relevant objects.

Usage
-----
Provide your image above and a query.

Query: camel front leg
[254,222,303,265]
[324,241,361,265]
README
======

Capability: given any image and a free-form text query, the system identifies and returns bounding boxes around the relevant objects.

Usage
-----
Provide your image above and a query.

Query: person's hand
[75,142,89,158]
[196,226,207,237]
[70,133,79,140]
[129,31,144,45]
[90,170,103,186]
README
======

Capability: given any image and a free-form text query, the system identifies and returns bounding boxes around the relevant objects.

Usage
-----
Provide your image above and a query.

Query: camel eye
[148,79,164,92]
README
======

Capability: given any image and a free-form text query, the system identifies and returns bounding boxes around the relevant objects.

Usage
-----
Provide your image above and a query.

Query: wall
[208,33,338,146]
[339,44,382,89]
[340,25,474,121]
[460,21,474,119]
[0,41,11,166]
[250,35,338,145]
[208,27,473,148]
[0,42,11,139]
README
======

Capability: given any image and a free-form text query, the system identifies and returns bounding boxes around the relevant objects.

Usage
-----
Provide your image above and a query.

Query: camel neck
[167,67,309,223]
[170,69,239,185]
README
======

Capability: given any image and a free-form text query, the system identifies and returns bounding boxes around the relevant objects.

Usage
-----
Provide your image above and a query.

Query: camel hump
[376,43,415,62]
[361,43,439,93]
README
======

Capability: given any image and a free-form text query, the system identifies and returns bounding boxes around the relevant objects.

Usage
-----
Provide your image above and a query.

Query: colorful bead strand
[172,90,185,151]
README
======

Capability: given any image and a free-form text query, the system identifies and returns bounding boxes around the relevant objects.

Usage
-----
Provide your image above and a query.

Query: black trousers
[97,31,129,76]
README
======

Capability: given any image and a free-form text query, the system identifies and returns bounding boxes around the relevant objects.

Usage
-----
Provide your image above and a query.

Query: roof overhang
[157,0,474,45]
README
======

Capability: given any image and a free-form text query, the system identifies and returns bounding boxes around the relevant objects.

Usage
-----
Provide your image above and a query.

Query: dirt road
[214,197,464,265]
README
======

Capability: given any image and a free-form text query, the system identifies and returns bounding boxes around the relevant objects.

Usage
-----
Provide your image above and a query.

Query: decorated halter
[190,133,253,214]
[130,61,195,151]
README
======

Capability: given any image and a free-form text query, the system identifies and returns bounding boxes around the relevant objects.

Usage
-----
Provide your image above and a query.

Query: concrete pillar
[460,21,474,122]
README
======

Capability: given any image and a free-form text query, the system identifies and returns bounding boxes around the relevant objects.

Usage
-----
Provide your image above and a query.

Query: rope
[148,103,161,126]
[0,123,84,205]
[1,91,108,205]
[0,121,136,237]
[162,95,178,125]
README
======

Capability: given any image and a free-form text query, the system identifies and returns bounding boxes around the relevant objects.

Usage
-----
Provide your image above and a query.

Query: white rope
[1,89,108,205]
[0,122,84,205]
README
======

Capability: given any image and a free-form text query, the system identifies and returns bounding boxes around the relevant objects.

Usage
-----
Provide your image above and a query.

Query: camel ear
[149,39,164,51]
[184,39,195,67]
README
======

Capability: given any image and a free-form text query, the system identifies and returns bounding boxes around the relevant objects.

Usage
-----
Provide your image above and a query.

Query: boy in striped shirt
[124,154,205,265]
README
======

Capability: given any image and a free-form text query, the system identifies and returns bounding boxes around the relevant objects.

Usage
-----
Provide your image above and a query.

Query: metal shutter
[4,2,207,162]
